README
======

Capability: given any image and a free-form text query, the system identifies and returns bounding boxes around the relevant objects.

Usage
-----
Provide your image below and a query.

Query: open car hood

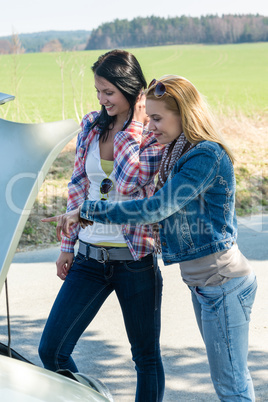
[0,96,80,293]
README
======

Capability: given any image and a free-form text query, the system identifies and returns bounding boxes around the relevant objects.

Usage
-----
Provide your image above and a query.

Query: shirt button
[162,242,166,246]
[159,224,163,229]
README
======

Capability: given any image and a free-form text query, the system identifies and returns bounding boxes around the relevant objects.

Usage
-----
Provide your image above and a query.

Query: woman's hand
[133,91,149,126]
[56,252,74,280]
[41,208,92,241]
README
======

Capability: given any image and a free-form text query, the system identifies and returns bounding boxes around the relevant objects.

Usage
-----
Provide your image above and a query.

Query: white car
[0,92,113,402]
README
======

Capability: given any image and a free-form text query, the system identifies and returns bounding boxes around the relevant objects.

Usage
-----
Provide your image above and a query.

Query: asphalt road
[0,214,267,401]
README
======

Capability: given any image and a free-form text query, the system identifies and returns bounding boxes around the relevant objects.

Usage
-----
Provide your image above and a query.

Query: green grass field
[0,43,267,124]
[1,43,266,248]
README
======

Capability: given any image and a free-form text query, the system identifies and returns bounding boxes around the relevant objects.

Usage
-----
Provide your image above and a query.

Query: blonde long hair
[146,75,234,163]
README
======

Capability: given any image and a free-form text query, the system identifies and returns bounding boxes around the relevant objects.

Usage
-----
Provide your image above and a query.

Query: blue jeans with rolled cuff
[38,252,164,402]
[189,272,257,401]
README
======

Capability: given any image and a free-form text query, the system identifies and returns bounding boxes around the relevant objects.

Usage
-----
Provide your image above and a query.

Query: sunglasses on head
[100,177,113,200]
[148,79,167,97]
[148,78,181,112]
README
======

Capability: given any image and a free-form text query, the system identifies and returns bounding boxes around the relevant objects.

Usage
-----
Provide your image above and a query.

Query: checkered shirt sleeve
[114,122,164,197]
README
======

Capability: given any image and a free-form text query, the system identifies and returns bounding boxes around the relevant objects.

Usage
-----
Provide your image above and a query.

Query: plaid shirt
[61,111,164,260]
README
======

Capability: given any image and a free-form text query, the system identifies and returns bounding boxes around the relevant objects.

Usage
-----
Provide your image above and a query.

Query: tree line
[0,30,91,54]
[0,15,267,54]
[85,14,268,50]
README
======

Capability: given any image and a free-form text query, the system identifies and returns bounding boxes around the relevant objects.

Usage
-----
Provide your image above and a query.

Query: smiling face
[94,74,130,124]
[146,99,183,144]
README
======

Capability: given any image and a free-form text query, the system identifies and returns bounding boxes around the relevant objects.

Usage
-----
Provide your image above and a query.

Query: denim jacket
[81,141,238,264]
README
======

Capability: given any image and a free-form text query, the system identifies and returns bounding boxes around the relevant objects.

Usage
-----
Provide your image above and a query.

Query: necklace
[158,133,191,185]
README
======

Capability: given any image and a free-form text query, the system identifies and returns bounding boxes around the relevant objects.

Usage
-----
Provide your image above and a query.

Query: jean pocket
[194,285,222,301]
[238,276,257,321]
[74,252,86,265]
[123,254,154,272]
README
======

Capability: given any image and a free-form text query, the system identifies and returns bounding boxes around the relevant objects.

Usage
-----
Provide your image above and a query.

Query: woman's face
[94,75,130,123]
[146,99,183,144]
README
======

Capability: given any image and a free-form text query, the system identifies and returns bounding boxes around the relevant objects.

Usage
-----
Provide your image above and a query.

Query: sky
[1,0,268,37]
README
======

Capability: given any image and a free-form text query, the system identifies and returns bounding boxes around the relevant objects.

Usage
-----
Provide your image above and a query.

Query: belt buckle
[99,247,109,263]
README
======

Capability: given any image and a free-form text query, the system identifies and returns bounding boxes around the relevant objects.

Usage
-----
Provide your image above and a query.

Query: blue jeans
[189,272,257,401]
[39,253,164,402]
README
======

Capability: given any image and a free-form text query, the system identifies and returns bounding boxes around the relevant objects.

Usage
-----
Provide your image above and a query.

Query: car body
[0,355,110,402]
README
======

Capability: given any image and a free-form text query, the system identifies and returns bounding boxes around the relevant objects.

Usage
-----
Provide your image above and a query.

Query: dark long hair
[91,49,147,141]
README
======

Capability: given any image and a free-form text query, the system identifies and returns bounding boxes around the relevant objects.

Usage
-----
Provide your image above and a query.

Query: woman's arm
[81,147,220,225]
[42,145,223,239]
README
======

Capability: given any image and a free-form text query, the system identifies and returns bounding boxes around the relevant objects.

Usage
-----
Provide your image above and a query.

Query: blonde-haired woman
[45,75,257,401]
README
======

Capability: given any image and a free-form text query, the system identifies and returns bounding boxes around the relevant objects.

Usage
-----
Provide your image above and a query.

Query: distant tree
[0,39,11,54]
[41,39,63,52]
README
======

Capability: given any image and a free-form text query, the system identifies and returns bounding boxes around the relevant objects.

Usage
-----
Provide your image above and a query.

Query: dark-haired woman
[39,50,165,401]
